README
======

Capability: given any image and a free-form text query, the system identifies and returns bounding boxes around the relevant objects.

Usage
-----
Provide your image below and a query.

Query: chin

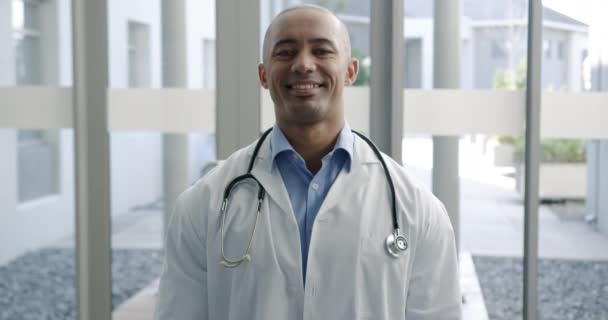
[285,108,325,124]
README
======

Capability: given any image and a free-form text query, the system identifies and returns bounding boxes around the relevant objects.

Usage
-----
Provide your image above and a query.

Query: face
[259,9,358,126]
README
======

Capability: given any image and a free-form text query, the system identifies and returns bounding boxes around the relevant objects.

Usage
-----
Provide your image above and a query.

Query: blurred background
[0,0,606,319]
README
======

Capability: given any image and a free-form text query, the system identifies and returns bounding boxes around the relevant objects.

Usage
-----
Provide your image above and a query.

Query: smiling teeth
[292,84,319,89]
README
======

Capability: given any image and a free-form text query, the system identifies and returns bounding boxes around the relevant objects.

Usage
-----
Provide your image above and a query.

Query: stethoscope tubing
[219,127,404,267]
[350,131,398,231]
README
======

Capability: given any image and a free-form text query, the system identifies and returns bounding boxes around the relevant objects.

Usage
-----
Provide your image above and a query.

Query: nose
[291,51,316,74]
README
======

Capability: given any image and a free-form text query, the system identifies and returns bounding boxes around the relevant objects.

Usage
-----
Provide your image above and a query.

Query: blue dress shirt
[270,123,354,282]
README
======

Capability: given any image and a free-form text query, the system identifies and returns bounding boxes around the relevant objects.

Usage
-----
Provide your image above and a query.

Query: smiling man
[155,5,461,320]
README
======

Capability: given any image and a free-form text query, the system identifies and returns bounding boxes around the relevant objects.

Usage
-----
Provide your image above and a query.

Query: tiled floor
[113,279,159,320]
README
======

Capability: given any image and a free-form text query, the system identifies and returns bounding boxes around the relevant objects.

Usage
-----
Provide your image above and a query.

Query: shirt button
[311,183,320,190]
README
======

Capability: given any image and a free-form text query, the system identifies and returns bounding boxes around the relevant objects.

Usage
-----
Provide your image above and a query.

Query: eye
[314,48,333,56]
[273,49,295,58]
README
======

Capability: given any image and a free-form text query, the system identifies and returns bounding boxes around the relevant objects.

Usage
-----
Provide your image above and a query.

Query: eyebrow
[272,38,338,50]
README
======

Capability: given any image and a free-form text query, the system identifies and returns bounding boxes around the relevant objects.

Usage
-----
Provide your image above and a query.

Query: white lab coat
[155,134,461,320]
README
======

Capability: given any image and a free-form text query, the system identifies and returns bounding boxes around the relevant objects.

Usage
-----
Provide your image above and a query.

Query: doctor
[155,4,461,319]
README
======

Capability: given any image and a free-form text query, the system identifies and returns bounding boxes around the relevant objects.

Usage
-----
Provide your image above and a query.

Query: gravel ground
[473,256,608,320]
[0,248,162,320]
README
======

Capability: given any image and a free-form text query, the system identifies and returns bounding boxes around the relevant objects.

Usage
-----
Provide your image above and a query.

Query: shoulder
[174,141,257,217]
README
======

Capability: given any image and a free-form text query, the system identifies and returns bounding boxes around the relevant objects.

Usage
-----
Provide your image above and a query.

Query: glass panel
[109,0,217,318]
[403,1,528,318]
[128,21,151,88]
[2,0,76,317]
[538,1,608,319]
[14,35,41,85]
[109,131,166,314]
[0,129,76,319]
[203,38,216,89]
[13,0,59,202]
[23,0,41,30]
[11,0,40,30]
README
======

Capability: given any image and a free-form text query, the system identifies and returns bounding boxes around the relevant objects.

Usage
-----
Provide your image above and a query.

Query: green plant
[494,59,585,163]
[494,61,526,145]
[497,135,519,145]
[510,137,586,163]
[493,60,527,90]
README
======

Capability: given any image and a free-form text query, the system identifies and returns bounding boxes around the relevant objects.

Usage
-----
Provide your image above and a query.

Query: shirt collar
[270,122,354,171]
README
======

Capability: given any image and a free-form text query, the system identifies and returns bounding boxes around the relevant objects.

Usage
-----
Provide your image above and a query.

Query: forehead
[269,9,342,46]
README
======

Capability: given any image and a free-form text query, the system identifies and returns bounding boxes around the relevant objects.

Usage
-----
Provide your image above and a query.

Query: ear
[258,64,269,89]
[345,58,359,86]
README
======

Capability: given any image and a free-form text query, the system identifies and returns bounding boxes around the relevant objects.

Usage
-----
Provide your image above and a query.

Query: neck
[278,120,344,174]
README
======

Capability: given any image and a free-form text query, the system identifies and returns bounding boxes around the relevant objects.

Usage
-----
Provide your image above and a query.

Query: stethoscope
[219,128,408,268]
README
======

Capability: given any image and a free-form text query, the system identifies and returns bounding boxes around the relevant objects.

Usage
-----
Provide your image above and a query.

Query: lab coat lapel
[317,136,379,218]
[248,138,294,218]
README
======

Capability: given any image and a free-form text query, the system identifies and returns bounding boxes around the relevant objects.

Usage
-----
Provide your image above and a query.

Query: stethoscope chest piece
[385,229,408,258]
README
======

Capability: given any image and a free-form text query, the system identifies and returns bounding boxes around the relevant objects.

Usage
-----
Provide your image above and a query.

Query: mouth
[286,81,324,97]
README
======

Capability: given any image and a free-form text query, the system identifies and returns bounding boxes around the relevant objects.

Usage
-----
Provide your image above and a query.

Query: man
[155,5,461,319]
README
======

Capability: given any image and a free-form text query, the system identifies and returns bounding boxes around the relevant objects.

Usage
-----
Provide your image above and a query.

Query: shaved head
[257,3,359,129]
[262,4,352,64]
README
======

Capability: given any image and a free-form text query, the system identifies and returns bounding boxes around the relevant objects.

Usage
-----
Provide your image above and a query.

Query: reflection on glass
[538,1,608,318]
[109,132,165,311]
[0,129,75,319]
[406,0,533,319]
[110,0,218,318]
[109,131,216,318]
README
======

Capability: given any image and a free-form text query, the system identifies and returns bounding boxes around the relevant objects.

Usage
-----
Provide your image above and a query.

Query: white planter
[516,163,586,200]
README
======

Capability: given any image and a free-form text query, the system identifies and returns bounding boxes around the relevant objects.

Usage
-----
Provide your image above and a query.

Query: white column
[72,0,112,318]
[432,0,461,250]
[161,0,191,235]
[369,0,404,161]
[216,0,261,158]
[523,0,542,319]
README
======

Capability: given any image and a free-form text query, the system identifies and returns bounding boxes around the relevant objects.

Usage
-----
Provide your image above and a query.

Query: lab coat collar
[270,122,355,172]
[316,135,380,218]
[248,136,294,218]
[247,131,381,218]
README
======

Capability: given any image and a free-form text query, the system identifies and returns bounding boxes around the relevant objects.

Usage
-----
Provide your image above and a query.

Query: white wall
[0,0,14,85]
[109,0,162,89]
[568,31,587,92]
[0,0,77,265]
[57,0,72,86]
[186,0,217,181]
[108,0,163,216]
[542,28,570,90]
[404,18,434,89]
[186,0,215,89]
[0,130,75,265]
[0,0,172,264]
[189,133,216,183]
[0,129,18,264]
[110,133,163,216]
[461,17,474,89]
[404,17,472,89]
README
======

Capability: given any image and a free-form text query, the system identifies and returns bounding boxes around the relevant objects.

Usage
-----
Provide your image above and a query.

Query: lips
[286,81,324,96]
[290,83,320,89]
